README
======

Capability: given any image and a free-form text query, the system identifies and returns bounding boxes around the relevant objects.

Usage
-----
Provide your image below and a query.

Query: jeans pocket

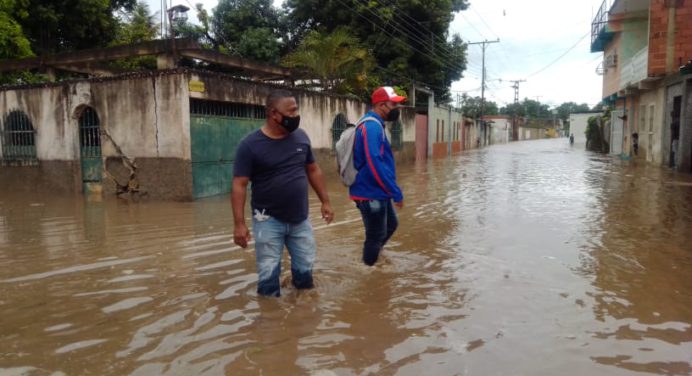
[368,200,382,213]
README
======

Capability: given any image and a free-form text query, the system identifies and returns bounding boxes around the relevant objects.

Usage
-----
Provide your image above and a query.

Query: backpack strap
[356,116,383,141]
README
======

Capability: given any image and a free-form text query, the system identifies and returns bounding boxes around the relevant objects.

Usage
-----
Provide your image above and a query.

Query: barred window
[1,110,37,162]
[189,98,265,119]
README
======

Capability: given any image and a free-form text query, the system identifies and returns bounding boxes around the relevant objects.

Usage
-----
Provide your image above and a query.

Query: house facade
[592,0,692,171]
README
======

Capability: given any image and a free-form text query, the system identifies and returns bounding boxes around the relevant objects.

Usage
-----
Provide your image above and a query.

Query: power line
[526,32,590,78]
[350,0,466,72]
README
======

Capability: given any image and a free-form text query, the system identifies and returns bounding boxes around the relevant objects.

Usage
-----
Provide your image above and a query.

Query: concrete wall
[0,72,192,199]
[464,120,481,150]
[485,117,511,145]
[428,105,463,158]
[569,113,603,145]
[518,127,545,141]
[603,33,623,99]
[0,70,419,198]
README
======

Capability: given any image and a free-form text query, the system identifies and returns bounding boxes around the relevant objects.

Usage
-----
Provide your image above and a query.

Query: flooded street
[1,138,691,376]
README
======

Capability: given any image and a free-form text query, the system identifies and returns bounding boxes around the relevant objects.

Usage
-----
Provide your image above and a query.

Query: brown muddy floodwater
[1,139,691,376]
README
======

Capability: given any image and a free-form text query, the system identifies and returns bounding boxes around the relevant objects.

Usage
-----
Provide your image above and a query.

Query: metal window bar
[331,113,348,149]
[79,107,101,158]
[1,110,37,161]
[190,98,266,119]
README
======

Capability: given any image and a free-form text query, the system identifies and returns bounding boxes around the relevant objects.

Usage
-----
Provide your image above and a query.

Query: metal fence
[190,98,266,119]
[1,110,37,161]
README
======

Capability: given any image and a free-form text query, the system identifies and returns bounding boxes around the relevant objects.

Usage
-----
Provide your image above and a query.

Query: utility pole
[468,39,499,146]
[510,79,525,141]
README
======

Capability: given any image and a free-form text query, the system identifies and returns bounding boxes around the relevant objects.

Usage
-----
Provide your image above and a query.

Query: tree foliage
[211,0,281,63]
[283,0,469,101]
[554,101,591,123]
[283,27,376,98]
[110,2,159,70]
[9,0,136,55]
[0,0,32,60]
[461,94,498,118]
[500,98,551,118]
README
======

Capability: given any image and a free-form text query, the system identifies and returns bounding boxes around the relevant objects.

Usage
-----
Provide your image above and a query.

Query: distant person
[632,132,639,156]
[350,86,405,266]
[231,90,334,297]
[569,133,574,145]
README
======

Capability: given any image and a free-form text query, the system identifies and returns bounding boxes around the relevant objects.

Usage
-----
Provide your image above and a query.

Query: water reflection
[0,139,690,375]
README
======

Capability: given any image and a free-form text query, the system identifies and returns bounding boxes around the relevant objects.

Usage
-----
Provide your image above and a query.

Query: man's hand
[394,200,404,210]
[321,202,334,224]
[234,223,251,248]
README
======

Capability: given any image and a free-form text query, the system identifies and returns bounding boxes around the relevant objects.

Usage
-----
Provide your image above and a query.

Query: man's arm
[306,162,334,224]
[231,176,251,247]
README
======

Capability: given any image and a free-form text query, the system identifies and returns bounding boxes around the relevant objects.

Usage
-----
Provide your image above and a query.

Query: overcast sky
[151,0,606,109]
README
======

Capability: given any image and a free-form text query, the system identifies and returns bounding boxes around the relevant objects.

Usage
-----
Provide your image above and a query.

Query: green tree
[461,94,498,119]
[283,0,469,101]
[110,2,159,70]
[283,27,376,97]
[175,3,219,49]
[11,0,136,55]
[555,101,591,124]
[500,98,551,119]
[0,0,32,60]
[113,2,158,44]
[211,0,281,62]
[0,0,45,84]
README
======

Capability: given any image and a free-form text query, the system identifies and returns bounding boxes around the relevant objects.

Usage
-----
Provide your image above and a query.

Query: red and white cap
[371,86,407,104]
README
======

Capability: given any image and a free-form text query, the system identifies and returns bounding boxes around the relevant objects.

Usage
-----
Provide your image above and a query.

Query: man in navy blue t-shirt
[231,90,334,297]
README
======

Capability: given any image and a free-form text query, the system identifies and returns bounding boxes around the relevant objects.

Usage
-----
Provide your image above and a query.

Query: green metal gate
[190,99,265,199]
[78,107,102,193]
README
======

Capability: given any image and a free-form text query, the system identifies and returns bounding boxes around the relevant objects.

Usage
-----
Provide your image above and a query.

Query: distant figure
[476,137,481,148]
[632,132,639,156]
[569,133,574,145]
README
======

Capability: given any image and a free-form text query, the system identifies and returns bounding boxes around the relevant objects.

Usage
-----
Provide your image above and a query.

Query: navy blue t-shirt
[233,128,315,224]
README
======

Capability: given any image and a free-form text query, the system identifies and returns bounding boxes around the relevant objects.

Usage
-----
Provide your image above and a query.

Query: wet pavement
[1,138,691,376]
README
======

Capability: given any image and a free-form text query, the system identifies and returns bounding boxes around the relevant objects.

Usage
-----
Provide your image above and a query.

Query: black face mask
[386,108,400,122]
[278,113,301,133]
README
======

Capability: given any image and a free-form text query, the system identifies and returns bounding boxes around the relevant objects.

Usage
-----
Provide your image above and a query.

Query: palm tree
[283,27,376,96]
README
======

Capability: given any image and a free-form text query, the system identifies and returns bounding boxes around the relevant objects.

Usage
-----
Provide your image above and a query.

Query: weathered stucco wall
[429,105,463,157]
[187,72,370,150]
[603,33,623,99]
[0,72,191,198]
[1,70,421,199]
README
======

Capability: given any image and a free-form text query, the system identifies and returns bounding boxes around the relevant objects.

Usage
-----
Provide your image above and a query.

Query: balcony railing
[619,46,648,90]
[591,0,612,52]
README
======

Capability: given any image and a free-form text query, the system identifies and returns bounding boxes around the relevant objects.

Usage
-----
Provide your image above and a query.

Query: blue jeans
[355,199,398,266]
[252,216,316,297]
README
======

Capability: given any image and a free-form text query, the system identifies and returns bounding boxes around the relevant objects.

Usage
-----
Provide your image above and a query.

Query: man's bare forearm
[231,178,249,226]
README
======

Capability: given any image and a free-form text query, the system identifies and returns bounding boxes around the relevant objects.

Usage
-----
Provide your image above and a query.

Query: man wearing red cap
[350,86,406,266]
